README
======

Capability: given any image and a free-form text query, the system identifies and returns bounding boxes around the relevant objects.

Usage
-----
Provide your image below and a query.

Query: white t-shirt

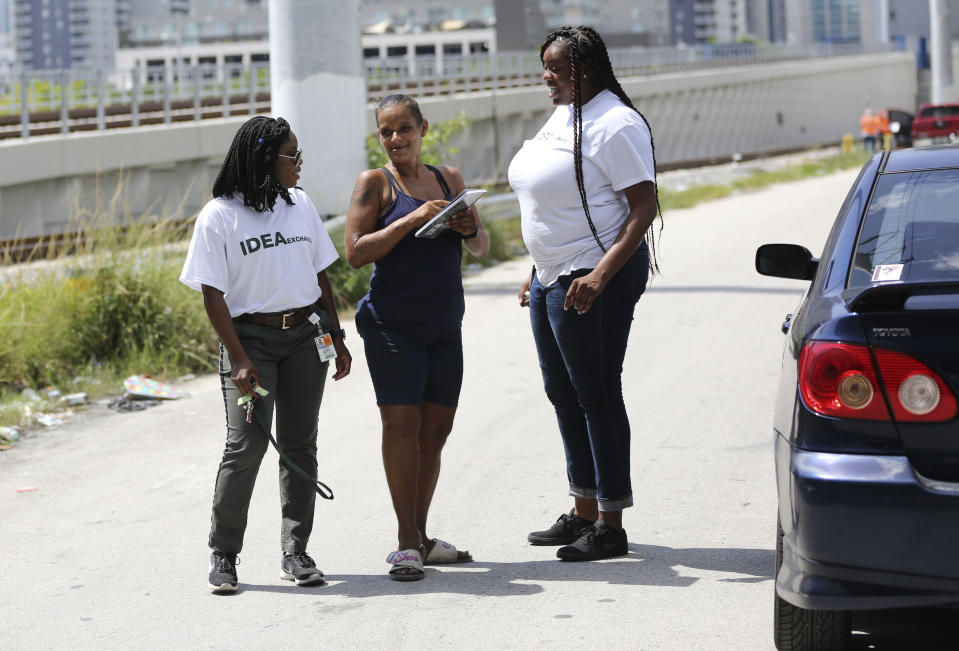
[507,89,655,286]
[179,188,339,317]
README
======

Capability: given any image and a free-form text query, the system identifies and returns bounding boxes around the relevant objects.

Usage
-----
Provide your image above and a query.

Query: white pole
[269,0,366,217]
[875,0,889,45]
[930,0,953,104]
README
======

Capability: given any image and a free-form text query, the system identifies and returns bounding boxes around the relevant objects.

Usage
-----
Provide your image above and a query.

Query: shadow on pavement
[630,543,774,582]
[234,543,773,599]
[228,583,320,595]
[849,607,959,649]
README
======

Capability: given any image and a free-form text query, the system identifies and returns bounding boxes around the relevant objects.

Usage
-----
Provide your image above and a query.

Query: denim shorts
[356,322,463,407]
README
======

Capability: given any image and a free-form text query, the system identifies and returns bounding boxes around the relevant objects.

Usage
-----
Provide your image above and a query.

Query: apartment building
[783,0,892,48]
[361,0,494,30]
[746,0,787,42]
[495,0,671,50]
[14,0,117,69]
[0,0,13,72]
[123,0,265,48]
[670,0,748,44]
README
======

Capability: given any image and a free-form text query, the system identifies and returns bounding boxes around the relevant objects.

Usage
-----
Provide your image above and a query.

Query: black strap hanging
[249,402,334,500]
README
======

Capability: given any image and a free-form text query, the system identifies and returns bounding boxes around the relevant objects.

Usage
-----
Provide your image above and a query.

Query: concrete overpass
[0,51,918,241]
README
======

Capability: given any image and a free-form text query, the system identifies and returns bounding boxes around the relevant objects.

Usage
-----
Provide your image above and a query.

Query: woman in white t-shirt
[180,116,351,592]
[508,26,662,562]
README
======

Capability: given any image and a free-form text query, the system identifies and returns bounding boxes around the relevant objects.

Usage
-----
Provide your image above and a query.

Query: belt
[234,306,313,330]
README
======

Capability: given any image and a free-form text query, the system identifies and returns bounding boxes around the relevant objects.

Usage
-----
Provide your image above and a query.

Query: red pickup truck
[911,103,959,141]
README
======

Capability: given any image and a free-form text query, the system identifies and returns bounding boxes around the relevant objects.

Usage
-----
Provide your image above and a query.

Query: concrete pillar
[930,0,953,103]
[269,0,366,217]
[875,0,889,44]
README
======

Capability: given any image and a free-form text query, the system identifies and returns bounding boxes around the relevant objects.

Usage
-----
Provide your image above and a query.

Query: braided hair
[212,115,294,212]
[540,26,662,272]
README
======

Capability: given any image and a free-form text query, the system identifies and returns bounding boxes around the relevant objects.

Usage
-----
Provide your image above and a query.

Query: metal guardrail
[0,62,271,139]
[0,42,894,140]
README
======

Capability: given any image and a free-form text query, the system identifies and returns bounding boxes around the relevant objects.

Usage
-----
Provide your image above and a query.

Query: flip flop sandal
[424,538,473,565]
[387,548,425,581]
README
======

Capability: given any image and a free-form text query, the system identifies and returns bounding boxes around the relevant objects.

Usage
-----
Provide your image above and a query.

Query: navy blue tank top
[355,165,465,330]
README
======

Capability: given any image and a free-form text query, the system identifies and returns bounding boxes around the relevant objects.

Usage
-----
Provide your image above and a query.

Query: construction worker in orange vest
[860,108,879,153]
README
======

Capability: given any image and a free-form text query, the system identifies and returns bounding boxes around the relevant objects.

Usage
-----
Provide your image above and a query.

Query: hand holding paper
[414,189,487,239]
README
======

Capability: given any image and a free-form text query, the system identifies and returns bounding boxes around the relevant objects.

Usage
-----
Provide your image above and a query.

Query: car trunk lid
[850,283,959,481]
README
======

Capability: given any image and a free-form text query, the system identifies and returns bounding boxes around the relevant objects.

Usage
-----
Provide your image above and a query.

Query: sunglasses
[277,149,303,165]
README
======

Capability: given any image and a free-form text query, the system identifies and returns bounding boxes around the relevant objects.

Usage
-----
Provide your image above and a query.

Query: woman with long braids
[180,115,351,592]
[508,26,661,561]
[345,94,489,581]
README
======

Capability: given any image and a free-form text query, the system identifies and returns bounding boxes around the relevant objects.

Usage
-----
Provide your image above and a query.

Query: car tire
[774,519,850,651]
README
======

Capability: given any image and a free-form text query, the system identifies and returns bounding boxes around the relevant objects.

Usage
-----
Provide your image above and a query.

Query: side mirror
[890,121,901,134]
[756,243,819,280]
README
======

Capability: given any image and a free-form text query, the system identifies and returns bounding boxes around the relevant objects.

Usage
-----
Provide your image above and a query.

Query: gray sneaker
[281,551,325,586]
[527,509,596,545]
[208,551,238,593]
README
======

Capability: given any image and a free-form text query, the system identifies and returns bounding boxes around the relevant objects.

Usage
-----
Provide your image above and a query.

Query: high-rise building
[493,0,544,50]
[782,0,899,47]
[1,0,12,47]
[361,0,494,31]
[746,0,787,42]
[14,0,117,70]
[1,0,11,37]
[1,0,14,72]
[540,0,670,46]
[494,0,670,50]
[811,0,861,43]
[124,0,265,47]
[670,0,748,44]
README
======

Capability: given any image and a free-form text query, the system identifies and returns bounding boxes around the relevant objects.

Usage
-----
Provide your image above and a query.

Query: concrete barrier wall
[418,51,918,184]
[0,52,918,240]
[0,120,242,240]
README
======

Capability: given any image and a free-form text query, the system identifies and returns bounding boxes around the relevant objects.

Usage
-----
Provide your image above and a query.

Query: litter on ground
[122,375,185,400]
[109,397,161,412]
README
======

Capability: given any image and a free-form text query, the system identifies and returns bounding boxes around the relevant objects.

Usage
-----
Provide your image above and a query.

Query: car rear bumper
[776,434,959,611]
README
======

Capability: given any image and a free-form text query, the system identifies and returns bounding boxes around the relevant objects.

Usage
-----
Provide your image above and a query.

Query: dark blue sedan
[757,146,959,650]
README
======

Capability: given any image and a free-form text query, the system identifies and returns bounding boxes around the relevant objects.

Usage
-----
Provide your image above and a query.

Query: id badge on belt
[308,312,336,362]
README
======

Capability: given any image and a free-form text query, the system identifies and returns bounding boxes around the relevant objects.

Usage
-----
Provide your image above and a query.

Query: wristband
[331,328,346,339]
[461,230,478,240]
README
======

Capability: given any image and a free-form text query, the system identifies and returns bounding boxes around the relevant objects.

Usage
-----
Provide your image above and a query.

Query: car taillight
[799,342,958,422]
[872,349,957,422]
[800,342,890,419]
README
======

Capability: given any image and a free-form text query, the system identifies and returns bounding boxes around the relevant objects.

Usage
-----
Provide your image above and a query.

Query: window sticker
[871,264,904,282]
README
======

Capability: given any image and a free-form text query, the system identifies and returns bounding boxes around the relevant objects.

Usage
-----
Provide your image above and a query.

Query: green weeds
[659,149,870,212]
[0,218,215,429]
[0,147,870,439]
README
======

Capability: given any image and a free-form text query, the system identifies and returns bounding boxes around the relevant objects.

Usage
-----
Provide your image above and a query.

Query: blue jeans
[529,244,649,511]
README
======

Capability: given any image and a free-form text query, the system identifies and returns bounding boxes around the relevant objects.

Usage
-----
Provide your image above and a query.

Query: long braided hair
[213,115,294,212]
[540,26,662,272]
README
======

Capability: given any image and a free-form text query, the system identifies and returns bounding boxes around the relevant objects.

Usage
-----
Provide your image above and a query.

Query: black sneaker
[281,551,325,586]
[208,551,238,592]
[528,509,596,546]
[556,521,628,561]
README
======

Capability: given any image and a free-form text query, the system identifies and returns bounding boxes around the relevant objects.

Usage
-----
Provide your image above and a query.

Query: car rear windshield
[849,168,959,287]
[919,105,959,117]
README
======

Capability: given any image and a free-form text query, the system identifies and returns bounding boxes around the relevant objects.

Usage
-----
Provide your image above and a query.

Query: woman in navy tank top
[345,95,489,581]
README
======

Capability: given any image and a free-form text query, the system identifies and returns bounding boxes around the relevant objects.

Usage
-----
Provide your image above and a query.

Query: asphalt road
[4,167,950,649]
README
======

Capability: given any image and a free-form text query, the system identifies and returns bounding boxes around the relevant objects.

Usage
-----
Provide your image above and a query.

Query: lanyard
[244,397,334,500]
